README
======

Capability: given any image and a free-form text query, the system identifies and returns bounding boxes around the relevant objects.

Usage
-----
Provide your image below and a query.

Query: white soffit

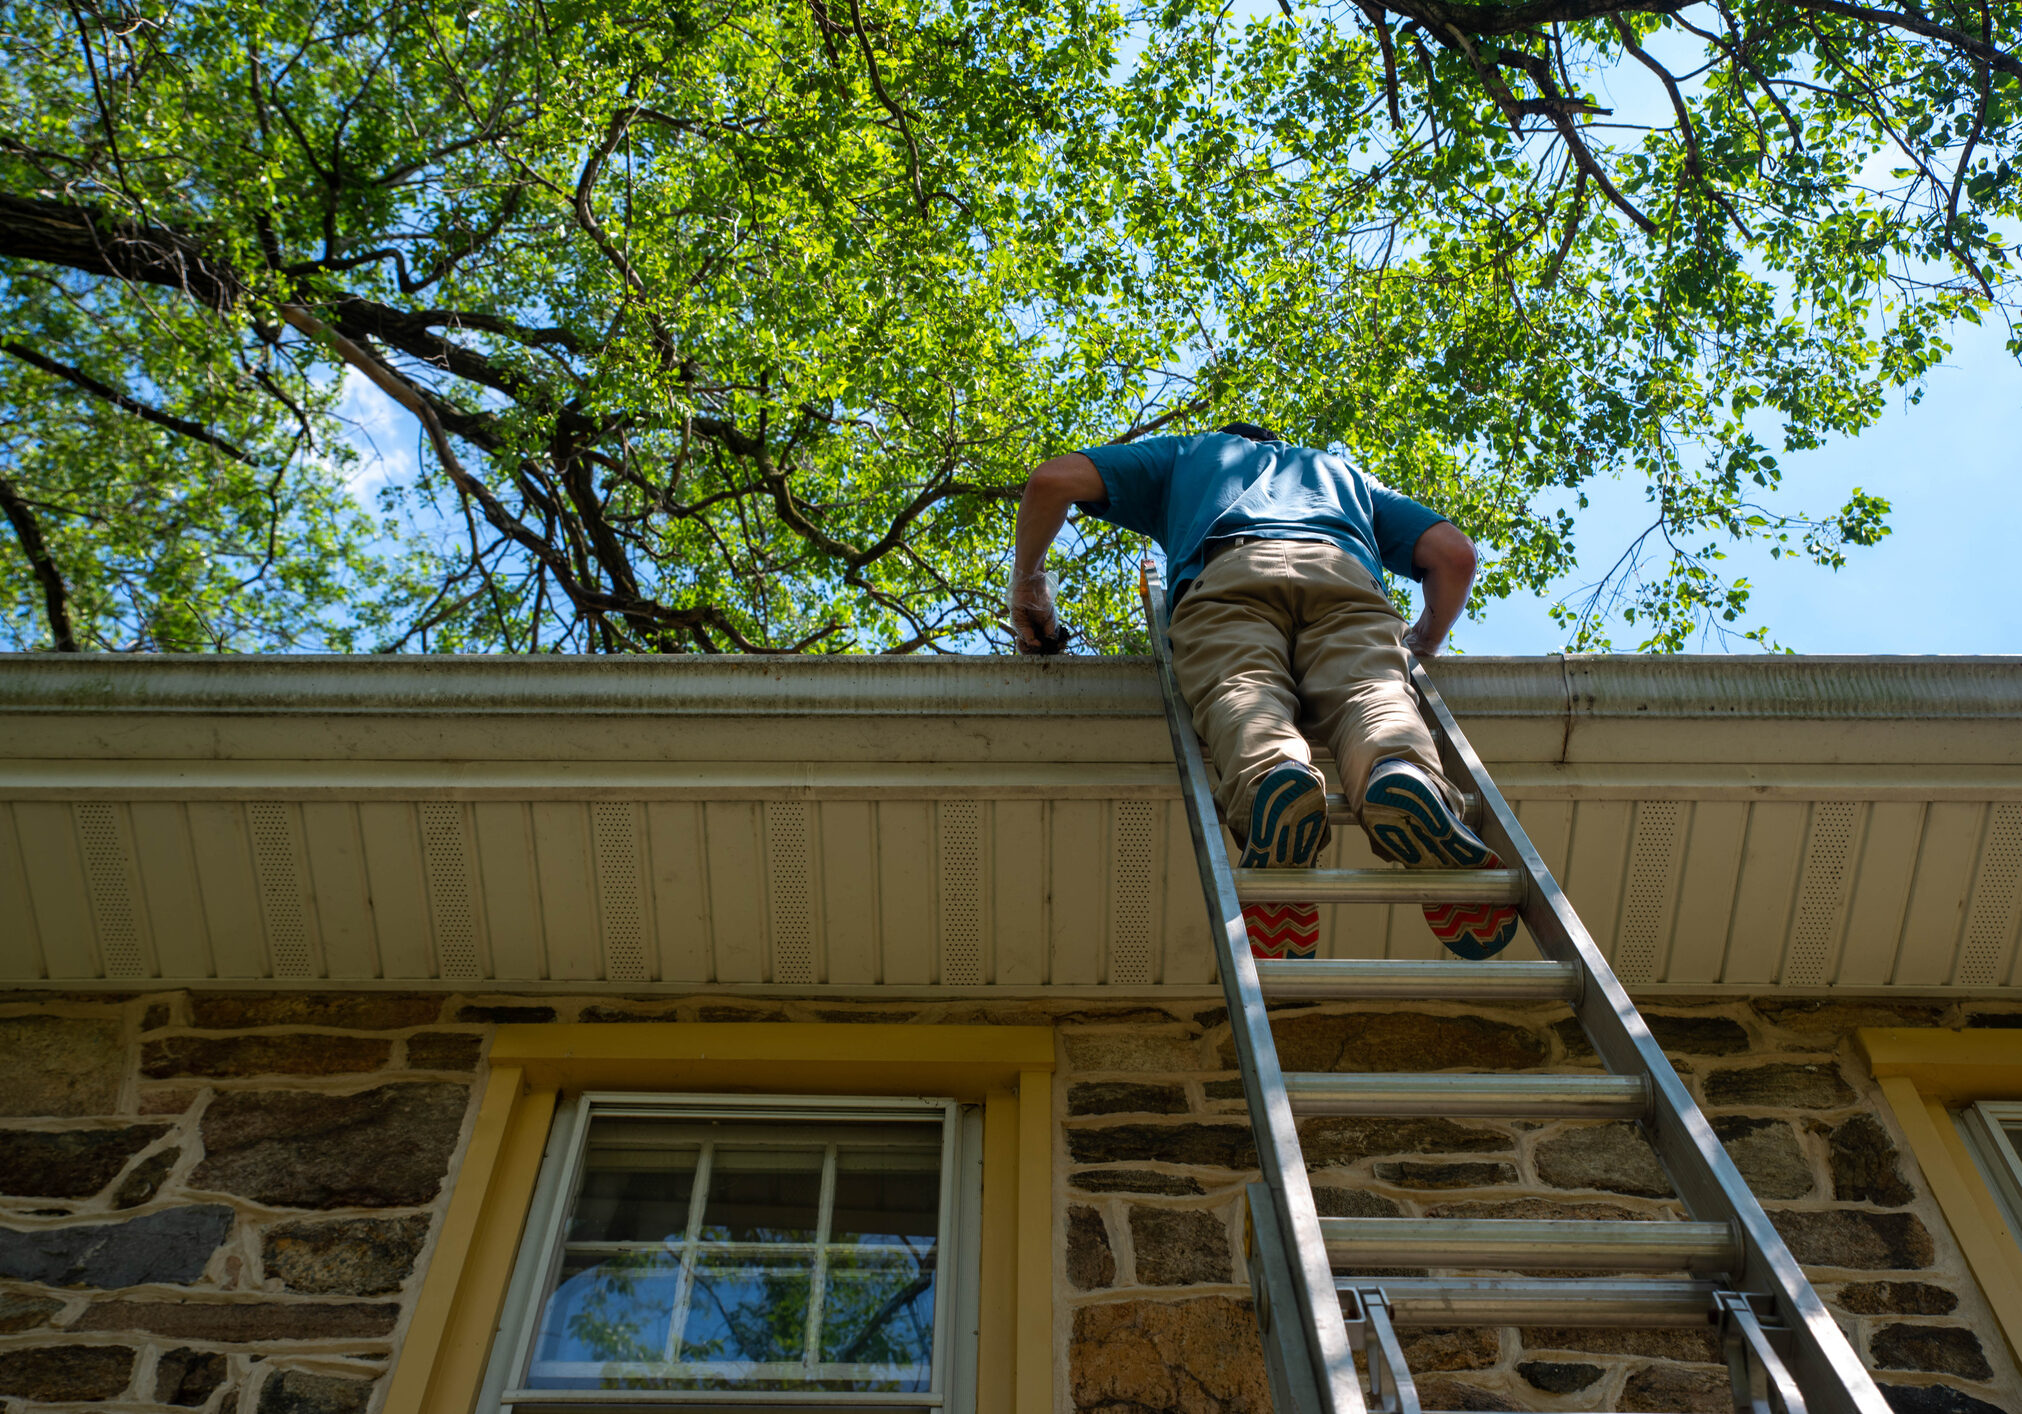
[2,653,2020,995]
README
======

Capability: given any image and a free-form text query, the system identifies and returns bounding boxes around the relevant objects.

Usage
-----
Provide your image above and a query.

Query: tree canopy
[1,0,2014,653]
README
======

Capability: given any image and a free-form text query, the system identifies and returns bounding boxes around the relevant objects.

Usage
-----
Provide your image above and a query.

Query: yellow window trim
[384,1023,1056,1414]
[1859,1027,2022,1368]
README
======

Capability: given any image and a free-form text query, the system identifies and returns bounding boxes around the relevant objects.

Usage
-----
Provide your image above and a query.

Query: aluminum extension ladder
[1140,562,1887,1414]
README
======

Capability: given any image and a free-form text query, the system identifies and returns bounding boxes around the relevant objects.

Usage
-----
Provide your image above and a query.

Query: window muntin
[499,1095,966,1408]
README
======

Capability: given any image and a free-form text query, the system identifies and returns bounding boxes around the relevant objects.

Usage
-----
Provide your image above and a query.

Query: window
[1956,1101,2022,1238]
[1861,1027,2022,1362]
[484,1095,983,1410]
[382,1023,1052,1414]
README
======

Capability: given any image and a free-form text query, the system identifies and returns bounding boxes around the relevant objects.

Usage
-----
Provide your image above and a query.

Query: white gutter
[0,653,2018,720]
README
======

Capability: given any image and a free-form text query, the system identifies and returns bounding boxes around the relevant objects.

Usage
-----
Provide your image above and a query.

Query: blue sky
[1454,315,2022,656]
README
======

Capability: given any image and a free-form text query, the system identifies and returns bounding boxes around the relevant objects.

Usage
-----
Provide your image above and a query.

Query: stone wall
[1,989,2015,1414]
[0,993,483,1414]
[1058,995,2022,1414]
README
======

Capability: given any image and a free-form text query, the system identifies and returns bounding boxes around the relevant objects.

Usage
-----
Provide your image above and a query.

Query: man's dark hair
[1217,420,1286,443]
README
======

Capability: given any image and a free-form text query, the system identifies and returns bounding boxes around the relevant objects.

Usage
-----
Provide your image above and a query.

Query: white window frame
[1957,1099,2022,1238]
[479,1093,984,1414]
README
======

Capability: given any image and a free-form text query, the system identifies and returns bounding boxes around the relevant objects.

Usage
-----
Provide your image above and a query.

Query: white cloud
[335,368,424,495]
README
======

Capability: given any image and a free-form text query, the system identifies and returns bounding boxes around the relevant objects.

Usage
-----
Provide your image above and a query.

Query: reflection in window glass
[525,1111,947,1394]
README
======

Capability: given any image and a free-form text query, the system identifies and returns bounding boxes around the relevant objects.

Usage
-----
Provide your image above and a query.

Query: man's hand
[1406,521,1478,658]
[1011,571,1066,654]
[1011,453,1104,654]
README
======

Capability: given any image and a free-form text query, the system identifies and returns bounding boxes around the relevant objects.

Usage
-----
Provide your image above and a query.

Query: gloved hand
[1011,571,1070,654]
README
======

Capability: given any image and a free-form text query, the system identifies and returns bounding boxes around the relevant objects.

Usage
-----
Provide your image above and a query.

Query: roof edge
[0,652,2018,720]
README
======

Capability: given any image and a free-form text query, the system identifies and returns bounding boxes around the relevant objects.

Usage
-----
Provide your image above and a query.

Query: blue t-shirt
[1075,432,1448,592]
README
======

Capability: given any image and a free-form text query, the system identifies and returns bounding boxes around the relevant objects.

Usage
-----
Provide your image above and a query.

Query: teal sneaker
[1237,761,1329,960]
[1363,758,1518,959]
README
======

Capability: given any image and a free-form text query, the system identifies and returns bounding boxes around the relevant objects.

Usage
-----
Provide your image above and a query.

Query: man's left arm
[1403,521,1478,657]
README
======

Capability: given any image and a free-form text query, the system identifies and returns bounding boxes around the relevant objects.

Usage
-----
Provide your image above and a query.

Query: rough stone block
[455,1004,557,1024]
[1754,999,1946,1037]
[1312,1187,1401,1218]
[1433,1198,1643,1223]
[1704,1062,1856,1109]
[1129,1206,1232,1286]
[1071,1170,1205,1196]
[1065,1032,1204,1073]
[0,1344,134,1401]
[155,1347,229,1406]
[1875,1384,2002,1413]
[406,1032,483,1070]
[1519,1326,1720,1362]
[1066,1123,1254,1170]
[1371,1161,1519,1189]
[257,1368,377,1414]
[1220,1013,1545,1074]
[113,1147,180,1209]
[0,1292,63,1333]
[1869,1324,1993,1379]
[193,1082,468,1209]
[578,1004,681,1023]
[140,1089,200,1115]
[1517,1360,1602,1394]
[1067,1206,1114,1290]
[1715,1116,1813,1200]
[1830,1114,1915,1207]
[1298,1116,1512,1167]
[0,1125,169,1198]
[1834,1282,1958,1316]
[1410,1377,1519,1411]
[143,1035,390,1079]
[1068,1082,1188,1116]
[263,1214,431,1296]
[1553,1016,1597,1061]
[0,1204,232,1288]
[1771,1210,1933,1270]
[695,1005,792,1023]
[0,1018,124,1117]
[1645,1013,1752,1055]
[1070,1296,1266,1414]
[1534,1122,1673,1197]
[74,1298,400,1341]
[189,994,440,1030]
[1398,1326,1497,1371]
[1201,1078,1246,1102]
[1620,1363,1729,1413]
[141,1003,172,1032]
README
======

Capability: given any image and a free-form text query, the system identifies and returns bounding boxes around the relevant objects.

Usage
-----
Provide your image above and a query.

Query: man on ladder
[1010,421,1518,960]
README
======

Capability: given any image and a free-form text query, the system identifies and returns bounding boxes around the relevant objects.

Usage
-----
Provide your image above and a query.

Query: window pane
[682,1253,816,1364]
[567,1125,699,1243]
[819,1248,936,1383]
[701,1146,824,1244]
[832,1144,941,1244]
[535,1251,682,1371]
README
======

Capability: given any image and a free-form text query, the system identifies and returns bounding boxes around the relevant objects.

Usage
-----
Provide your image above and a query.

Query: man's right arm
[1011,453,1106,652]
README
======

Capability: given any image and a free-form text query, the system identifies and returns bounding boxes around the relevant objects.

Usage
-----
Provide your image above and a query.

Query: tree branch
[2,341,261,464]
[0,469,79,651]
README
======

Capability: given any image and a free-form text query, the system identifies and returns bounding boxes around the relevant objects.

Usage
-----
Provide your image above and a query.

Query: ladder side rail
[1407,661,1887,1414]
[1142,564,1361,1414]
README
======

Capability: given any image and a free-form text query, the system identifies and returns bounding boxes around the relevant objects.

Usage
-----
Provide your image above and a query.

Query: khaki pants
[1168,539,1460,841]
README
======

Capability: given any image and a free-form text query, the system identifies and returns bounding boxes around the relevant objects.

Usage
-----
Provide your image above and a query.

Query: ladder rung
[1342,1277,1720,1328]
[1256,958,1577,1001]
[1326,791,1482,826]
[1322,1218,1738,1273]
[1233,867,1524,905]
[1286,1072,1648,1119]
